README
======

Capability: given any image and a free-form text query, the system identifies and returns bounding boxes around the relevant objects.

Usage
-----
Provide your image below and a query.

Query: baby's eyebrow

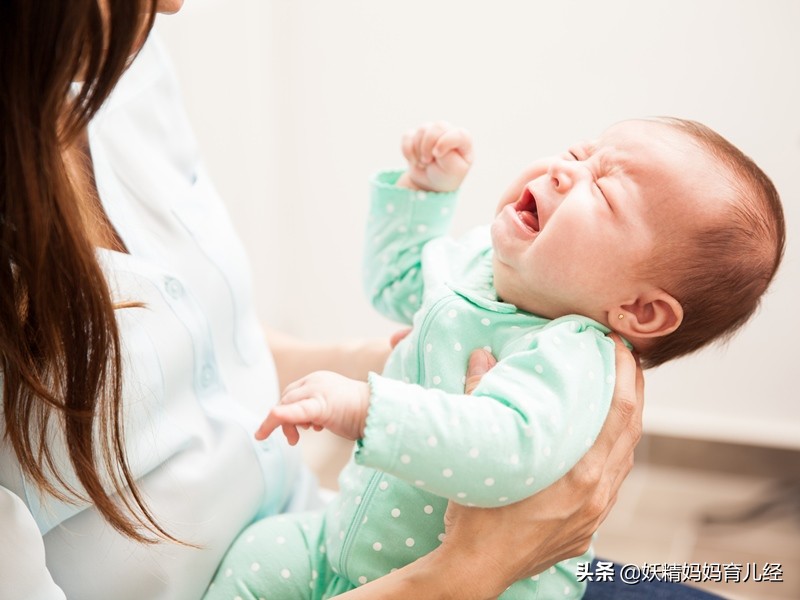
[571,139,595,155]
[597,149,613,174]
[569,140,599,162]
[591,142,627,177]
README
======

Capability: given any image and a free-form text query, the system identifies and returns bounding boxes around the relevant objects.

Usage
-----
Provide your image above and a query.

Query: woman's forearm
[264,327,390,390]
[334,549,499,600]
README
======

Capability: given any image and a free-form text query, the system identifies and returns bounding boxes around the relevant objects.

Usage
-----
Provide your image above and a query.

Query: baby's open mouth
[515,188,540,233]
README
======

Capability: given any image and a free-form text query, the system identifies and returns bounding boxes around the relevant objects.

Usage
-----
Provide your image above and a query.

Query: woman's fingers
[564,334,643,517]
[389,328,412,349]
[589,335,642,457]
[464,348,497,395]
[528,335,642,536]
[602,336,644,474]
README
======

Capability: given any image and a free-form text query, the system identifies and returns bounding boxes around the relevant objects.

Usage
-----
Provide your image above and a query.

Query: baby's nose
[548,159,577,193]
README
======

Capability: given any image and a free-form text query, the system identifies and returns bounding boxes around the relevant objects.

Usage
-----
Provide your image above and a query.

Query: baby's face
[490,120,727,324]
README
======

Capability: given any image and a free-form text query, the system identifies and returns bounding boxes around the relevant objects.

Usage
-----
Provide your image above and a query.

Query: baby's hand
[400,121,473,192]
[255,371,371,445]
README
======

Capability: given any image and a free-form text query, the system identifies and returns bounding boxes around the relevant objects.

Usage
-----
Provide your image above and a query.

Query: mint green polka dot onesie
[204,171,616,600]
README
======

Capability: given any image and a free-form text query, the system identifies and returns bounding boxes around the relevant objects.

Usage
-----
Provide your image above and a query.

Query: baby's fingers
[432,128,473,164]
[255,397,327,442]
[401,129,420,166]
[420,122,450,164]
[277,397,328,428]
[281,423,300,446]
[254,410,283,441]
[407,126,429,168]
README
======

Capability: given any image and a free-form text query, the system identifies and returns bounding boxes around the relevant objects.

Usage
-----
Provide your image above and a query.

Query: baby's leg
[203,511,327,600]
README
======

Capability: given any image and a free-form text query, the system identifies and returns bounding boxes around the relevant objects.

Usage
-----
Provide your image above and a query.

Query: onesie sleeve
[0,486,67,600]
[355,319,616,507]
[363,170,459,324]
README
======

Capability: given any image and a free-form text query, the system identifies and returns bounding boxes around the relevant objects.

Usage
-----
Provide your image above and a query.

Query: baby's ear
[615,289,683,339]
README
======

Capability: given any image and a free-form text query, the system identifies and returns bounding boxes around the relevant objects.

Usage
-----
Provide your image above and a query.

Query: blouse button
[200,364,215,387]
[165,277,184,299]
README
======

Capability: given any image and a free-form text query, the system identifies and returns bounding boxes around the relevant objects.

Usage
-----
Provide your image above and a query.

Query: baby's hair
[639,117,785,368]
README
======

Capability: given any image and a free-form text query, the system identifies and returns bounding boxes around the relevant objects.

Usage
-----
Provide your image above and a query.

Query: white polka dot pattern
[357,176,616,598]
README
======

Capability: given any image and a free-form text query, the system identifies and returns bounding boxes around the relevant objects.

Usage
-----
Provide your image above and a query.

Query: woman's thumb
[464,348,497,395]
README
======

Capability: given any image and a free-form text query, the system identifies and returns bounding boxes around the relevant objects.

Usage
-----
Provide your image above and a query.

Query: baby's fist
[400,122,473,192]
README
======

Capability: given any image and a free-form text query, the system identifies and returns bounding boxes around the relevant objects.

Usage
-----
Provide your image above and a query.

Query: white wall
[158,0,800,449]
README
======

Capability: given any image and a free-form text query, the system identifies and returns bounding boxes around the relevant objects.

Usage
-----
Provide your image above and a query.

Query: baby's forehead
[595,120,693,157]
[589,120,713,182]
[588,121,729,222]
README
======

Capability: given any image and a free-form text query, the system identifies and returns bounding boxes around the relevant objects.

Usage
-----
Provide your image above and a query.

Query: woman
[0,2,699,598]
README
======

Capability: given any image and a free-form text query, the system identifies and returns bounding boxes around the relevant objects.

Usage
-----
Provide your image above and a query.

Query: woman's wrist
[336,338,391,381]
[416,543,506,600]
[337,547,500,600]
[264,328,390,388]
[331,552,434,599]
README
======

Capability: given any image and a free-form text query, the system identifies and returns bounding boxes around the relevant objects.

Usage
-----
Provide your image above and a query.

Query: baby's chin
[491,256,529,309]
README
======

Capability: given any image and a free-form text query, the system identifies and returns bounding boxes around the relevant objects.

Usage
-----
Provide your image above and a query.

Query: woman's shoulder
[94,33,176,119]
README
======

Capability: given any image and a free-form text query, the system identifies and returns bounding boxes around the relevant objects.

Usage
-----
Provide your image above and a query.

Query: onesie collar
[448,284,518,313]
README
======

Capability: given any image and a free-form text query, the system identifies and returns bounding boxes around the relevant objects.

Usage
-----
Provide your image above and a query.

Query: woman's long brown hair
[0,0,177,543]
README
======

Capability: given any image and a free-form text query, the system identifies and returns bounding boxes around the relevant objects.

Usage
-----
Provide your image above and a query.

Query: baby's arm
[358,320,617,507]
[258,320,616,508]
[364,123,472,324]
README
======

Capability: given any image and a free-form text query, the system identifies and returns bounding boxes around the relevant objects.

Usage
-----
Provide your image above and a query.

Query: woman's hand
[434,334,644,598]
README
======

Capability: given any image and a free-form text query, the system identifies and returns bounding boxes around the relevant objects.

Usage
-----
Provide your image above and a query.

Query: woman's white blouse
[0,35,317,599]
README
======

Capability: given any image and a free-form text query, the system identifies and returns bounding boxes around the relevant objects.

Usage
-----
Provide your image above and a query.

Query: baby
[204,118,785,599]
